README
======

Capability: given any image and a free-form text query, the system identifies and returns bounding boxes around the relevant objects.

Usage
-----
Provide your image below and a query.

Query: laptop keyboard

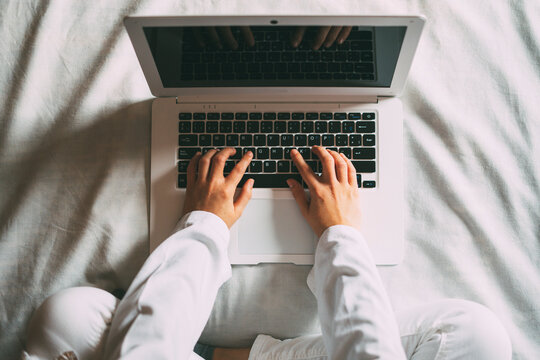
[180,27,376,81]
[177,111,377,188]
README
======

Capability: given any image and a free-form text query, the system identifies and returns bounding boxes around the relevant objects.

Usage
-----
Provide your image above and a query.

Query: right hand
[287,146,361,237]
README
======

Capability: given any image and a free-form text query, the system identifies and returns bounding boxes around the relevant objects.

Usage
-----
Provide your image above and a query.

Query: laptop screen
[142,25,406,88]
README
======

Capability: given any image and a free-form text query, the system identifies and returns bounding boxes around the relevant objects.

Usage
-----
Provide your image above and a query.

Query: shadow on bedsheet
[0,100,153,358]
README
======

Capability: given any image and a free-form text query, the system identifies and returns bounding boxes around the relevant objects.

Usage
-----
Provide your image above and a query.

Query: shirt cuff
[173,210,229,236]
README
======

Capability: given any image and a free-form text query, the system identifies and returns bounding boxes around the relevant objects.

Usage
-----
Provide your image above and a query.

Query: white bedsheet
[0,1,538,359]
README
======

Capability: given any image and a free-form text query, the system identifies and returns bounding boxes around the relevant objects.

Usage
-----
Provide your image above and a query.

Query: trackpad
[238,199,316,255]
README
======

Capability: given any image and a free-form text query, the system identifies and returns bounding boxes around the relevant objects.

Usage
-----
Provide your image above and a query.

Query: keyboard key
[206,121,219,133]
[244,147,256,156]
[349,134,362,146]
[234,121,246,133]
[348,112,361,120]
[247,121,259,133]
[363,180,376,188]
[295,134,307,146]
[356,174,362,187]
[264,161,276,173]
[220,121,233,133]
[178,147,201,159]
[271,148,283,159]
[338,148,351,158]
[281,134,293,146]
[193,112,206,120]
[250,112,262,120]
[353,148,376,159]
[298,147,311,159]
[177,161,189,173]
[336,135,348,146]
[284,148,293,159]
[261,121,273,133]
[267,134,280,146]
[274,121,287,133]
[226,134,239,146]
[199,134,211,146]
[292,112,305,120]
[238,173,302,188]
[179,134,198,146]
[212,134,225,146]
[257,148,269,159]
[254,134,266,146]
[224,161,236,173]
[315,121,327,133]
[308,134,321,146]
[356,121,375,133]
[333,113,346,120]
[222,112,234,120]
[362,112,376,120]
[178,174,187,188]
[276,160,289,172]
[306,112,318,120]
[178,121,191,133]
[207,112,220,120]
[250,161,263,172]
[193,121,205,133]
[320,112,333,120]
[264,112,277,120]
[231,148,243,159]
[288,121,301,133]
[301,121,314,133]
[352,161,376,173]
[179,112,192,120]
[329,121,341,133]
[278,112,291,120]
[363,135,376,146]
[322,134,334,146]
[306,160,318,173]
[236,112,248,120]
[342,122,355,133]
[240,134,252,146]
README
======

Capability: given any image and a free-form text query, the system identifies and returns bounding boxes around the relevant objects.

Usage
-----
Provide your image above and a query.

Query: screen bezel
[124,15,425,98]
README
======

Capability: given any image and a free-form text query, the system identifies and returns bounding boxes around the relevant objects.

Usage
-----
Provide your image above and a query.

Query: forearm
[313,225,405,360]
[103,211,231,360]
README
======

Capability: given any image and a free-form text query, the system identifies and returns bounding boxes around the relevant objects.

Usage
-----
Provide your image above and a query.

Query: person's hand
[291,26,353,50]
[287,146,361,237]
[193,26,255,50]
[182,148,254,228]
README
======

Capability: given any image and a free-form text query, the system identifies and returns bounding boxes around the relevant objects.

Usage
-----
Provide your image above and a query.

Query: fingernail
[286,179,293,187]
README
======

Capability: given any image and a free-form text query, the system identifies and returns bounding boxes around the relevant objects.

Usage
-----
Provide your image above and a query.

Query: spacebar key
[238,174,302,188]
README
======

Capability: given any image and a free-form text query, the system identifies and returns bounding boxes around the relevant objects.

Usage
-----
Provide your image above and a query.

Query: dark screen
[143,25,406,88]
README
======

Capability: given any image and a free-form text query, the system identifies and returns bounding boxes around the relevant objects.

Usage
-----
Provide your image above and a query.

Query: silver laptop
[124,15,425,265]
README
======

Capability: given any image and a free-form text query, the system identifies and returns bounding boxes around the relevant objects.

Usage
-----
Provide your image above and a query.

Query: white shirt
[103,211,405,360]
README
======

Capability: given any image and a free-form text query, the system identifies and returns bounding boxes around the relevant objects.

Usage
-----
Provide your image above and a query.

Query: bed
[0,1,538,359]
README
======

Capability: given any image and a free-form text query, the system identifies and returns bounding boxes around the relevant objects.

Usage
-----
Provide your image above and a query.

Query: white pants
[23,286,511,360]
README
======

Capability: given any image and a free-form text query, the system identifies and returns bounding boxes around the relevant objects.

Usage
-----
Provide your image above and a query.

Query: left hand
[181,148,254,228]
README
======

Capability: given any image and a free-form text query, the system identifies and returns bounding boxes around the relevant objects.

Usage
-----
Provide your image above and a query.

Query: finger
[198,149,217,181]
[312,26,331,50]
[187,152,201,187]
[233,178,254,215]
[240,26,255,47]
[217,26,238,50]
[210,148,235,178]
[290,26,307,48]
[193,28,206,48]
[337,26,352,44]
[291,148,319,188]
[205,27,223,49]
[323,26,342,48]
[313,146,336,181]
[286,179,309,217]
[329,150,347,183]
[227,150,253,185]
[340,152,357,186]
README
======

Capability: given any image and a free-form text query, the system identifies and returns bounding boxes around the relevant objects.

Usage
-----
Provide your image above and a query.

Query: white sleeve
[103,211,231,360]
[312,225,406,360]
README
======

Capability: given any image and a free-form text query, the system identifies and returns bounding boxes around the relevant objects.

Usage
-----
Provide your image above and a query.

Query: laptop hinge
[175,95,378,104]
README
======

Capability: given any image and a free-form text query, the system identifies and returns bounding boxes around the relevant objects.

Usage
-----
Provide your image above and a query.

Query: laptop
[124,15,425,265]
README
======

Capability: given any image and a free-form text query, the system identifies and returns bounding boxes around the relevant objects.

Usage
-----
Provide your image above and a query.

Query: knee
[26,287,119,360]
[435,299,512,360]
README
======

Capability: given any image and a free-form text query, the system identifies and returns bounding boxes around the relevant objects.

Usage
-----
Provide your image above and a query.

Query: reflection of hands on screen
[193,26,352,51]
[193,26,255,50]
[291,26,353,50]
